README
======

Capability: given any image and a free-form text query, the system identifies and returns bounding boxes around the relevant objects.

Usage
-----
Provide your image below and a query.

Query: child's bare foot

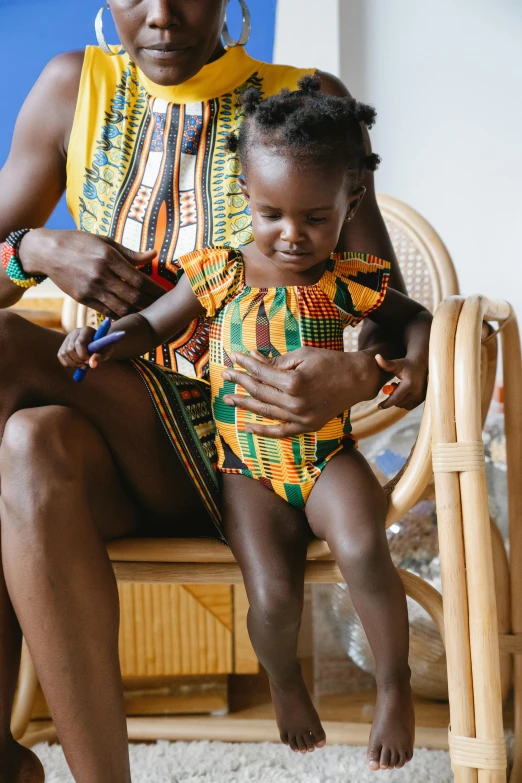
[270,669,326,754]
[367,675,415,771]
[0,739,45,783]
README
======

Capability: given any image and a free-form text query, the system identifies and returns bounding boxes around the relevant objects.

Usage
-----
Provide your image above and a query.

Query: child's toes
[380,747,391,769]
[303,733,315,752]
[395,754,406,769]
[314,729,326,749]
[279,731,289,746]
[296,735,309,754]
[288,736,300,753]
[389,750,400,769]
[367,744,382,770]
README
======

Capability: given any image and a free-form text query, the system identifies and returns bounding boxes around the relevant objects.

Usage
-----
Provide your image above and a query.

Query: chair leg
[455,298,506,783]
[10,639,39,742]
[431,296,477,783]
[501,315,522,783]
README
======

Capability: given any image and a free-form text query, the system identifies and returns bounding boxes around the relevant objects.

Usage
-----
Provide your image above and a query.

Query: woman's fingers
[243,421,306,438]
[221,368,292,409]
[228,352,297,393]
[222,393,301,424]
[83,298,122,322]
[105,272,164,311]
[90,289,142,320]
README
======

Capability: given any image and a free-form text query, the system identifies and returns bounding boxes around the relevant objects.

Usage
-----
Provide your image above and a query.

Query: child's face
[240,147,364,272]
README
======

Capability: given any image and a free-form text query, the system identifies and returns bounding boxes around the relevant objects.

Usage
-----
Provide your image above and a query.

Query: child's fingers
[382,383,398,396]
[74,333,91,363]
[58,336,86,368]
[375,354,406,377]
[378,381,409,410]
[375,353,396,373]
[89,353,102,369]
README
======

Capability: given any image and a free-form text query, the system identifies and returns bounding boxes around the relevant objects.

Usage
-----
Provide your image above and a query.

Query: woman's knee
[0,408,94,527]
[1,406,87,470]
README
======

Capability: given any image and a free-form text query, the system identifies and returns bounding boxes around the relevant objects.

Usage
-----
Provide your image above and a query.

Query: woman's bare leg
[1,407,138,783]
[0,311,213,782]
[306,446,414,772]
[222,474,325,754]
[0,536,39,783]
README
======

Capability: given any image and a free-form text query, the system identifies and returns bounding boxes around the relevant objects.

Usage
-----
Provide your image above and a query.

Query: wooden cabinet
[118,583,257,678]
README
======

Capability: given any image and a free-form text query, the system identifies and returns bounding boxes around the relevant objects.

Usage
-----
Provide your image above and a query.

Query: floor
[27,662,514,750]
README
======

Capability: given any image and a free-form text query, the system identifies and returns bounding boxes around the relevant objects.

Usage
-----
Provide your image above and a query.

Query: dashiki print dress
[66,45,317,535]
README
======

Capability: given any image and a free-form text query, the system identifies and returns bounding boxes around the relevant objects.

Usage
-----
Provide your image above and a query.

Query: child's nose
[280,223,303,244]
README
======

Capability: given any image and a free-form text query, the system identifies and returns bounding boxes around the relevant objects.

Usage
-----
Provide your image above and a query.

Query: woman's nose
[147,0,181,29]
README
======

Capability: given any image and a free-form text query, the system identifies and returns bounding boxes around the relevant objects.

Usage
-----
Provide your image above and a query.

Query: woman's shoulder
[33,50,85,109]
[251,58,316,95]
[9,50,85,158]
[252,60,352,100]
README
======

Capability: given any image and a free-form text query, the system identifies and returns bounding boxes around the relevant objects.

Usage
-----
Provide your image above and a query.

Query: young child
[59,77,431,771]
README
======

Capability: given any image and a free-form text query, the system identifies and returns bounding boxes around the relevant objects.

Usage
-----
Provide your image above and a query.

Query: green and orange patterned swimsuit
[179,247,391,509]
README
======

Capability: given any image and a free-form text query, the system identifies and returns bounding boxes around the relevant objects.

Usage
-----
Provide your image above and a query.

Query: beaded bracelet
[1,228,47,289]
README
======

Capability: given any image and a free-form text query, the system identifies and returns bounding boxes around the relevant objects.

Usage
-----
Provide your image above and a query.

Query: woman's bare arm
[318,71,406,294]
[0,51,83,306]
[0,52,166,316]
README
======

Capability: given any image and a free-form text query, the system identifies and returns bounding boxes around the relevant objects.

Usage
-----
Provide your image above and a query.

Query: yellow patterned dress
[180,248,390,509]
[66,46,314,536]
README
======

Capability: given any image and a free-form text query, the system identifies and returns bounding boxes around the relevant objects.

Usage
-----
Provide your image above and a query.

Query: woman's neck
[206,42,227,65]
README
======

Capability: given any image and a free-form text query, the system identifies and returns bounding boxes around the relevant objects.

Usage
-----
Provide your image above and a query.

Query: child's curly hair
[225,75,381,187]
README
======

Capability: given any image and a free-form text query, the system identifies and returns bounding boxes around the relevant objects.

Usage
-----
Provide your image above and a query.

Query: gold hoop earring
[95,4,124,56]
[222,0,251,48]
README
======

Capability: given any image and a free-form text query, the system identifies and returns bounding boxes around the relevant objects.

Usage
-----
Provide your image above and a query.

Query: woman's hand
[20,229,166,319]
[221,347,383,438]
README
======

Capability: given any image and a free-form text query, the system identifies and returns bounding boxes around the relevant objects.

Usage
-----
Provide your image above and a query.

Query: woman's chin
[134,49,205,86]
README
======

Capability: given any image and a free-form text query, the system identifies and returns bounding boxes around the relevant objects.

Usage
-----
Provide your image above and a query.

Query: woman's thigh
[0,311,211,532]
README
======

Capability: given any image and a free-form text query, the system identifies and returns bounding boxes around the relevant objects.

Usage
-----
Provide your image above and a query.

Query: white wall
[276,0,522,321]
[274,0,340,75]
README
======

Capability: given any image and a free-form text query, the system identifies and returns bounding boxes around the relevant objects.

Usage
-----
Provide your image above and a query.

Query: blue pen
[73,317,112,383]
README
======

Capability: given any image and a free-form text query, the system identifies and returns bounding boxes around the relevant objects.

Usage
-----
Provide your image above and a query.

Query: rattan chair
[11,196,522,782]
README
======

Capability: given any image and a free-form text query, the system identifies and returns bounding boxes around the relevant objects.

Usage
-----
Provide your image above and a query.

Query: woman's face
[109,0,227,86]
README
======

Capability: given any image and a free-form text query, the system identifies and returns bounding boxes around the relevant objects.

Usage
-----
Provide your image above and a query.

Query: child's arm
[58,272,204,370]
[365,290,432,410]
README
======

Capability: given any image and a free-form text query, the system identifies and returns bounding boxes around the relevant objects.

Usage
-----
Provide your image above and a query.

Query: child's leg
[306,445,414,771]
[222,473,325,753]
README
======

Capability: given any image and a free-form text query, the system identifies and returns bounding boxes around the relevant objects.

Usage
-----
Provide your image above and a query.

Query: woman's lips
[141,46,191,59]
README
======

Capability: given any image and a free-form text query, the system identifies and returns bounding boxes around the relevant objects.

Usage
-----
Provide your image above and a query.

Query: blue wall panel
[0,0,277,229]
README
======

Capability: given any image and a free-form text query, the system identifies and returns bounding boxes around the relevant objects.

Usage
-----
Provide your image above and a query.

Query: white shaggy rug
[34,740,453,782]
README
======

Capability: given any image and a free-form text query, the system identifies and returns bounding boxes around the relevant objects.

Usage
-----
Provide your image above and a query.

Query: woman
[0,2,410,780]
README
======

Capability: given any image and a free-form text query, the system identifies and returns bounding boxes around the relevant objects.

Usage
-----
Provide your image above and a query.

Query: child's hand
[58,327,114,371]
[375,354,428,411]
